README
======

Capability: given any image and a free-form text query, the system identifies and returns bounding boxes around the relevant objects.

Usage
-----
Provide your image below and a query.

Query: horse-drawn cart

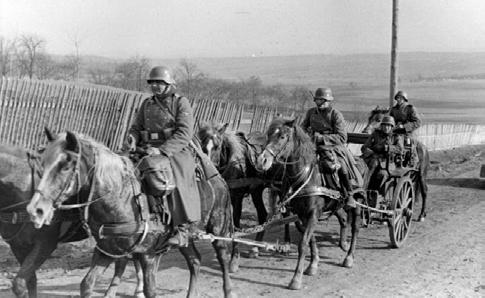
[348,132,417,248]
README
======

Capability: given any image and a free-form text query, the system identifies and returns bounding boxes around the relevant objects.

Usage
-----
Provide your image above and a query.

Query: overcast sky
[1,0,484,59]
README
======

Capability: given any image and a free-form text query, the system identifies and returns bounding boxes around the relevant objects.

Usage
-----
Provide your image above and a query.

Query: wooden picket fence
[0,77,279,150]
[0,77,483,151]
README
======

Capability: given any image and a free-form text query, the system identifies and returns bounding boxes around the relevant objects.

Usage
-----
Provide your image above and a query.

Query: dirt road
[0,146,483,298]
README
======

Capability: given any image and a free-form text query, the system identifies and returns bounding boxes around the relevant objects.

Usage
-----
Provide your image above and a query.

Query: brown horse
[26,130,236,298]
[0,143,143,298]
[197,122,283,258]
[362,106,429,221]
[256,118,362,290]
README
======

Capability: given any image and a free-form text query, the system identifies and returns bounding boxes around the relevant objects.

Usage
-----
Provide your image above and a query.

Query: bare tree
[15,34,45,78]
[176,59,206,99]
[114,55,150,91]
[0,36,17,76]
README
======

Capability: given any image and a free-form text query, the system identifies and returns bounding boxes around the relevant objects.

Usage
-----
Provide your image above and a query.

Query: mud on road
[1,145,483,297]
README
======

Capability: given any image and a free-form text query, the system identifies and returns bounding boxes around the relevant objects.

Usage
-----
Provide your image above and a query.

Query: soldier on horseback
[301,87,363,210]
[127,66,203,247]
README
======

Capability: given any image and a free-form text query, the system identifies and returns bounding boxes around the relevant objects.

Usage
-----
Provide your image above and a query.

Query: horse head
[256,118,314,172]
[362,106,389,133]
[27,129,83,228]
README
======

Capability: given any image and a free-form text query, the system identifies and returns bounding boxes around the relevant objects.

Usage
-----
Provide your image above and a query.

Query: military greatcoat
[390,103,421,136]
[129,94,200,225]
[301,106,363,187]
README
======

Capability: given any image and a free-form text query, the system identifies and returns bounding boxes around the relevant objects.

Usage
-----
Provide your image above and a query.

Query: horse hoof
[288,279,302,290]
[304,266,318,276]
[418,215,426,222]
[343,257,354,268]
[226,292,238,298]
[340,242,350,252]
[135,291,146,298]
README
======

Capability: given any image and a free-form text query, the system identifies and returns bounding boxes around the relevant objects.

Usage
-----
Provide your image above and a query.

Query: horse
[26,130,236,298]
[362,106,430,221]
[256,118,363,290]
[0,143,144,298]
[197,122,284,258]
[198,122,352,259]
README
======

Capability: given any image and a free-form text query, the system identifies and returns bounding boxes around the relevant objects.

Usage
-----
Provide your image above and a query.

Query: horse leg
[249,187,267,258]
[179,240,201,298]
[212,239,235,298]
[418,173,428,222]
[80,248,113,298]
[334,208,349,252]
[289,211,316,290]
[137,253,158,298]
[133,258,145,298]
[104,258,131,298]
[230,191,243,230]
[229,241,240,273]
[343,206,361,268]
[11,240,57,298]
[303,234,320,276]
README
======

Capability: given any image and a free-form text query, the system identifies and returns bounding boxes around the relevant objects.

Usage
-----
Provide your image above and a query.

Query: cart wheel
[388,176,415,248]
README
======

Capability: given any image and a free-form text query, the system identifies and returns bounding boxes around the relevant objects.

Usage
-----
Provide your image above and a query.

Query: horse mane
[56,133,137,191]
[222,131,245,162]
[267,118,315,165]
[198,121,245,162]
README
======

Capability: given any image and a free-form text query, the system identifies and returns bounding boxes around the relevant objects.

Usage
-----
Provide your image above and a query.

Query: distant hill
[153,52,485,87]
[76,52,485,124]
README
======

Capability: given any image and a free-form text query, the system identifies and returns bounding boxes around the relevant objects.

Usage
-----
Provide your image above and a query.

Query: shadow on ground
[428,178,484,190]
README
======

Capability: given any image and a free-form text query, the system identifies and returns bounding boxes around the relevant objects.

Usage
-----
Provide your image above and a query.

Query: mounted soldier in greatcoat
[127,66,217,247]
[301,87,363,209]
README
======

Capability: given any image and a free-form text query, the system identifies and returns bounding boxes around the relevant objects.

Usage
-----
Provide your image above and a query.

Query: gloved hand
[145,147,162,156]
[127,134,137,152]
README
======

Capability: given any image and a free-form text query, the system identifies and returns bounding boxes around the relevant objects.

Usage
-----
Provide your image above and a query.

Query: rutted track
[0,146,483,298]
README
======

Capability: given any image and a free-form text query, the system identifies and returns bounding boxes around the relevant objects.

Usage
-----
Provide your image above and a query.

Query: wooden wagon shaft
[195,232,292,253]
[355,201,394,215]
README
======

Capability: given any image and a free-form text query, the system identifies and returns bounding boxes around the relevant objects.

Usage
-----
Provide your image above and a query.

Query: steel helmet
[147,66,176,85]
[313,87,334,101]
[394,90,408,101]
[381,116,395,127]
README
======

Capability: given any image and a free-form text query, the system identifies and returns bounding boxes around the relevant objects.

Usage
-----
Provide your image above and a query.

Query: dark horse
[26,130,235,298]
[0,143,143,298]
[256,118,362,290]
[198,122,352,259]
[363,106,429,221]
[197,122,282,258]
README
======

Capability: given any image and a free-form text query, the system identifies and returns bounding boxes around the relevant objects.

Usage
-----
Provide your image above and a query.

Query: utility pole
[389,0,399,108]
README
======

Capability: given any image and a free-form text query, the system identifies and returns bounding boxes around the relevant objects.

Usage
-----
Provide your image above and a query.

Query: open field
[157,52,485,124]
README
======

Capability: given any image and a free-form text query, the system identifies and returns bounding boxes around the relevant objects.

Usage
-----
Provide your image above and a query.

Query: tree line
[0,34,315,113]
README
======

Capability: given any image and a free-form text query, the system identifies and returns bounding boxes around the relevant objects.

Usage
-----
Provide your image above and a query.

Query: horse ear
[65,131,79,153]
[44,127,57,142]
[218,123,229,134]
[283,118,296,127]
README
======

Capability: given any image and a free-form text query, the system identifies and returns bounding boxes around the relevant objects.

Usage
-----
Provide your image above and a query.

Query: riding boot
[338,169,355,210]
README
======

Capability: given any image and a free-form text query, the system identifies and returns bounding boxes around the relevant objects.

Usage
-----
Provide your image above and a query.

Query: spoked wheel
[388,175,415,248]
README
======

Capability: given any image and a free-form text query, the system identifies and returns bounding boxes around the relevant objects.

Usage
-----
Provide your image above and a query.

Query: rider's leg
[337,164,355,209]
